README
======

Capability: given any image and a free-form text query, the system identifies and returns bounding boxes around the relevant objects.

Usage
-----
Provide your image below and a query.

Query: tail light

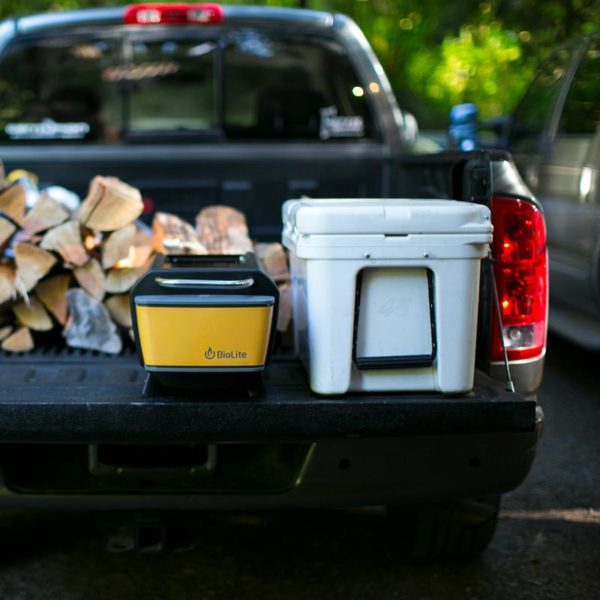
[490,196,548,362]
[124,3,224,25]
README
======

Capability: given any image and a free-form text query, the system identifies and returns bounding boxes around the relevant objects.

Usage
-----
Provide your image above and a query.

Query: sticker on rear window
[102,61,179,82]
[319,106,364,140]
[5,119,90,140]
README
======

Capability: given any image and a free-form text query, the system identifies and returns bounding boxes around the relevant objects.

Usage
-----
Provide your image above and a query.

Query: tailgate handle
[155,276,254,290]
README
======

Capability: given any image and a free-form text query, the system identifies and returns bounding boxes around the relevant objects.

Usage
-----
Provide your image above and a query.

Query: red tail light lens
[491,196,548,362]
[124,3,224,25]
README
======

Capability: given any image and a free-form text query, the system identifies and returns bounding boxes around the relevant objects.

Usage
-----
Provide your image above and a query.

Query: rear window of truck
[0,28,375,143]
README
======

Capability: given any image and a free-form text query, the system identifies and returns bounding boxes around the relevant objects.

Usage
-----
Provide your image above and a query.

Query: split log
[102,224,136,270]
[128,244,153,269]
[115,244,153,269]
[0,264,17,305]
[152,211,207,255]
[40,220,89,267]
[14,242,57,292]
[105,294,132,328]
[0,183,26,247]
[130,229,154,268]
[79,176,143,232]
[73,259,105,301]
[276,282,292,333]
[2,326,34,353]
[254,242,290,282]
[0,183,26,222]
[253,243,291,333]
[105,227,153,269]
[23,193,70,235]
[105,267,144,294]
[64,288,122,354]
[36,274,70,325]
[196,205,252,255]
[0,325,12,341]
[0,219,17,250]
[13,296,53,331]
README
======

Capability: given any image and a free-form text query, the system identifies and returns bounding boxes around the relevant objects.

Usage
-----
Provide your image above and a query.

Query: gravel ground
[0,333,598,600]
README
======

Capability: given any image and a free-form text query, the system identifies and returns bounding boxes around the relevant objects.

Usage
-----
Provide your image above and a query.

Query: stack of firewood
[153,206,291,334]
[0,174,151,354]
[0,173,291,355]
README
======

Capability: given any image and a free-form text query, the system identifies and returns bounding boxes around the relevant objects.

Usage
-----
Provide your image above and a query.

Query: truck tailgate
[0,351,537,443]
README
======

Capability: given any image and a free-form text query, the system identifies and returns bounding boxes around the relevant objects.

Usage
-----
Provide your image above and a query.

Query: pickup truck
[0,4,547,560]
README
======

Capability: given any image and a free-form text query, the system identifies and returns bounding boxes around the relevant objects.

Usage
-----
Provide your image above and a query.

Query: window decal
[102,61,179,82]
[226,30,274,58]
[319,106,364,139]
[5,119,90,140]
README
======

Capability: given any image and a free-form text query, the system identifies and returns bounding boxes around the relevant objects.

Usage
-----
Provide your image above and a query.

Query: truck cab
[0,5,415,236]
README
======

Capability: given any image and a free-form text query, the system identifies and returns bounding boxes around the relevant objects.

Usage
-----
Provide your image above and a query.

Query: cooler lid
[282,199,491,235]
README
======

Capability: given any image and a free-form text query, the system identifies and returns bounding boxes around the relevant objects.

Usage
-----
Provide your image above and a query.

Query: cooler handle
[155,277,254,290]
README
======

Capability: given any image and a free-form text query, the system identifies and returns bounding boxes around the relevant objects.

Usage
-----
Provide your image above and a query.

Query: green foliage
[407,22,534,121]
[0,0,597,127]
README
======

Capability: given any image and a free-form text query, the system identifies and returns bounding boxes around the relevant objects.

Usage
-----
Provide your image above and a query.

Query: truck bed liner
[0,351,536,443]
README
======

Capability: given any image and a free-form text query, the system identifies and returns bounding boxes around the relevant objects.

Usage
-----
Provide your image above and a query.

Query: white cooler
[282,198,493,395]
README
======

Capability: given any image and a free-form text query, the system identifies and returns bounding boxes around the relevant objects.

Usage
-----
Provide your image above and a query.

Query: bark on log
[64,288,122,354]
[14,242,57,292]
[13,295,53,331]
[153,211,207,255]
[73,259,105,301]
[35,274,70,325]
[2,326,34,353]
[196,205,253,255]
[79,176,143,232]
[40,220,89,267]
[23,193,70,235]
[105,294,132,328]
[0,325,12,342]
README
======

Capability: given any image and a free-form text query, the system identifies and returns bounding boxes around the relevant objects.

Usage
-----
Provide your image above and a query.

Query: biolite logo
[204,347,247,360]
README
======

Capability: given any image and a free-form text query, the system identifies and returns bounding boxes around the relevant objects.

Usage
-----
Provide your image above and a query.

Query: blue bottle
[449,103,479,151]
